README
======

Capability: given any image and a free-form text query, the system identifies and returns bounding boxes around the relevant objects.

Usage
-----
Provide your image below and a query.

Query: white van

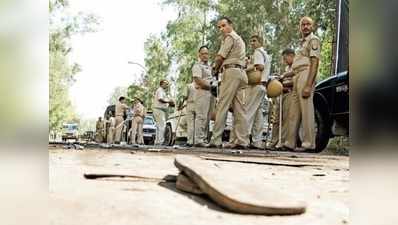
[62,123,79,142]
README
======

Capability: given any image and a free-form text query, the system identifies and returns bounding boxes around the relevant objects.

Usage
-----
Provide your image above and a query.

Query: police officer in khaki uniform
[284,17,321,151]
[269,48,295,149]
[153,80,174,145]
[245,35,271,149]
[192,46,213,147]
[130,98,146,145]
[185,82,196,147]
[114,96,129,144]
[95,117,104,143]
[208,17,249,149]
[107,112,116,144]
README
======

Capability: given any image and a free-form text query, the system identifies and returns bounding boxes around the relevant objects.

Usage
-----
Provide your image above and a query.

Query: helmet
[267,79,283,98]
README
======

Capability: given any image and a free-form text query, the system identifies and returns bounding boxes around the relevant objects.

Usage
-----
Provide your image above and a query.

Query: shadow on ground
[157,178,230,214]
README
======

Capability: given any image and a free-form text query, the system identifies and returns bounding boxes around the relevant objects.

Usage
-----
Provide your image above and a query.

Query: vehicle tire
[164,124,174,146]
[313,108,330,153]
[149,139,155,145]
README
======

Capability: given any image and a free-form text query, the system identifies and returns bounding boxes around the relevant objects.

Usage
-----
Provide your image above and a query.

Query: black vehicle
[313,71,349,152]
[104,104,116,119]
[311,0,349,152]
[103,104,130,142]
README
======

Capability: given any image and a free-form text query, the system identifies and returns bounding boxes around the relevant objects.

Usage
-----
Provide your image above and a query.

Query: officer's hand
[302,86,312,98]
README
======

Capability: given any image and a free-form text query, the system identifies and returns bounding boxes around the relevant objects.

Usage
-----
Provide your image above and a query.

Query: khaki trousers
[130,116,144,144]
[115,116,124,142]
[153,108,166,145]
[245,85,266,146]
[186,102,195,145]
[284,69,315,149]
[107,127,115,144]
[210,68,249,146]
[95,129,104,143]
[270,92,292,147]
[194,91,211,144]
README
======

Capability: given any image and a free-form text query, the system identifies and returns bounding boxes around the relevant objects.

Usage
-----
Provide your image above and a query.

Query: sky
[68,0,177,120]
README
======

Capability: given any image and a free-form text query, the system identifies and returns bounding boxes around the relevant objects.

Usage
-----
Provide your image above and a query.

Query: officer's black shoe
[193,143,208,148]
[206,143,222,149]
[249,144,263,150]
[231,144,247,150]
[180,143,192,148]
[281,146,295,152]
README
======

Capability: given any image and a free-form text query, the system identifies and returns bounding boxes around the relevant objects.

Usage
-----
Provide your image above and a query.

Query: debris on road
[176,172,203,195]
[174,155,307,215]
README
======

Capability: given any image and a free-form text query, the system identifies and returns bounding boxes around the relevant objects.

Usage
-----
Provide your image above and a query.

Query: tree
[141,35,172,110]
[49,0,100,132]
[156,0,338,101]
[107,86,128,105]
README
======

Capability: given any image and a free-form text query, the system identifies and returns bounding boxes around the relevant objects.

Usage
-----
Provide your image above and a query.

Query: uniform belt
[223,64,243,70]
[116,114,123,117]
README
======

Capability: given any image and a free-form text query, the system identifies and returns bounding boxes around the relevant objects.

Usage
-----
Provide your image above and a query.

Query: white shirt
[252,47,271,82]
[153,87,169,109]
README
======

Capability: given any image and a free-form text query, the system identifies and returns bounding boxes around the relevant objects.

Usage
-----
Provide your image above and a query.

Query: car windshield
[63,124,78,130]
[144,117,154,125]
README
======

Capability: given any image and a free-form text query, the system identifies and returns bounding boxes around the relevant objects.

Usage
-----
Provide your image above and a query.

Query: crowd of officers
[95,15,321,151]
[95,97,146,145]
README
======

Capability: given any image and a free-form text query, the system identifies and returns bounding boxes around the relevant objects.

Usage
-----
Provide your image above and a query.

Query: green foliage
[129,35,172,110]
[147,0,338,101]
[133,0,339,113]
[107,86,128,105]
[49,0,100,132]
[318,29,333,81]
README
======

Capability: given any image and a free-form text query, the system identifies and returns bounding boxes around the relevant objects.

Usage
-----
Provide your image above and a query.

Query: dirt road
[49,146,349,225]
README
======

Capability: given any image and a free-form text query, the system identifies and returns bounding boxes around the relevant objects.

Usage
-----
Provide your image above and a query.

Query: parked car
[164,101,234,146]
[164,106,188,146]
[81,131,94,142]
[62,123,79,142]
[312,70,349,152]
[143,114,156,145]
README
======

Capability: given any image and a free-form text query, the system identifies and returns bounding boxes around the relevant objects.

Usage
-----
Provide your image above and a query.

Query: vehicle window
[144,117,154,125]
[64,124,78,130]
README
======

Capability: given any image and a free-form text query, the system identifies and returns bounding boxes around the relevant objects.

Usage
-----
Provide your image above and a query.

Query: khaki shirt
[217,31,246,67]
[192,61,212,81]
[251,47,271,82]
[292,32,321,69]
[133,102,145,118]
[96,120,104,130]
[153,87,169,109]
[115,101,129,117]
[192,61,212,98]
[282,65,293,87]
[186,82,196,104]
